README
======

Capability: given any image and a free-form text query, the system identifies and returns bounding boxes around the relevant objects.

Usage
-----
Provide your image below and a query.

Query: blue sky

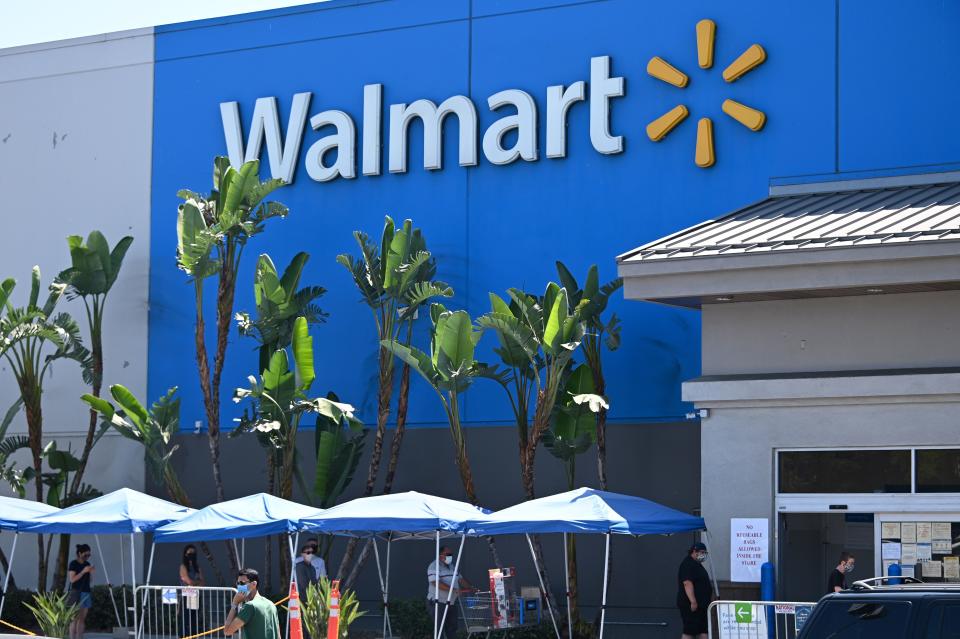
[0,0,325,49]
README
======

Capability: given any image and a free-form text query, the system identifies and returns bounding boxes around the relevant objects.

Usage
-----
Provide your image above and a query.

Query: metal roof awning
[617,174,960,308]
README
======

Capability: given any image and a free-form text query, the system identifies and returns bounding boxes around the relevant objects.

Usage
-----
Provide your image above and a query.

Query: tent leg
[372,538,390,639]
[438,535,465,632]
[598,534,610,639]
[525,534,561,639]
[287,533,299,639]
[95,534,123,628]
[0,532,18,620]
[703,530,720,599]
[241,538,245,567]
[130,534,138,639]
[233,539,241,568]
[120,535,129,628]
[385,537,393,638]
[433,531,440,639]
[563,532,573,638]
[136,542,156,639]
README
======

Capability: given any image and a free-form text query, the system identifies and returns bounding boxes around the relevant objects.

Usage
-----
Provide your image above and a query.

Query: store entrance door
[778,513,875,601]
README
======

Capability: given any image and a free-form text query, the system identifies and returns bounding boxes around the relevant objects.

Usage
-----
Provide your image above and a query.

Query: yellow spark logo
[646,19,766,168]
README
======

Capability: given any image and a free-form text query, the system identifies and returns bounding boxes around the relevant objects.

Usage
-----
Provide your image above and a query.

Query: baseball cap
[690,542,707,552]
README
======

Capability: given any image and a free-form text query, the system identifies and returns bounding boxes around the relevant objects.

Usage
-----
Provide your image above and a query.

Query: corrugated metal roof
[619,181,960,262]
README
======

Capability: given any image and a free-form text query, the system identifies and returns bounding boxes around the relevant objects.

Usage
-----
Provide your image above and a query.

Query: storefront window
[778,450,911,493]
[916,449,960,493]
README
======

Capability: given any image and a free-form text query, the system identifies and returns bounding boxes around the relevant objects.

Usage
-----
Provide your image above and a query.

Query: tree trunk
[337,345,395,579]
[22,380,47,591]
[53,535,70,591]
[264,451,275,591]
[194,277,238,571]
[564,460,580,630]
[381,362,411,494]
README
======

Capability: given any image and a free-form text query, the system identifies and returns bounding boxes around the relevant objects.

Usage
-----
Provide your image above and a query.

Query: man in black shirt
[677,542,712,639]
[827,551,855,594]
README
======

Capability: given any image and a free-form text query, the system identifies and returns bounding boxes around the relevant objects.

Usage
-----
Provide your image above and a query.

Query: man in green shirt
[224,568,280,639]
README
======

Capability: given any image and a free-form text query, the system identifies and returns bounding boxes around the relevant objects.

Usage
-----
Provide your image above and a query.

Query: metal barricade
[707,600,816,639]
[134,585,238,639]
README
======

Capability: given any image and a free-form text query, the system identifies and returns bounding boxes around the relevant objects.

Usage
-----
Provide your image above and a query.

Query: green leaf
[223,160,259,217]
[279,252,310,303]
[584,265,600,301]
[380,340,437,389]
[292,316,315,391]
[433,310,478,380]
[109,384,149,429]
[29,266,41,309]
[378,216,395,287]
[0,398,22,441]
[80,394,115,422]
[0,278,15,309]
[543,287,569,354]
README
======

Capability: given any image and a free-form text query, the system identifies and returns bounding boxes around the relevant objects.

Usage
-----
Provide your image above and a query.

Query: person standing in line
[294,543,321,594]
[676,542,712,639]
[294,537,327,581]
[179,544,204,634]
[828,552,856,593]
[67,544,95,639]
[224,568,280,639]
[427,546,473,639]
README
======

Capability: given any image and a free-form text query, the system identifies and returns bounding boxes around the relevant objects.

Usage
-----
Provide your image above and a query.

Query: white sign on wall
[731,518,769,582]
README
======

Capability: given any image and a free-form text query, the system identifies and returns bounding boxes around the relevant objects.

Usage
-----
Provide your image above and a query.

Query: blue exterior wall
[149,0,960,431]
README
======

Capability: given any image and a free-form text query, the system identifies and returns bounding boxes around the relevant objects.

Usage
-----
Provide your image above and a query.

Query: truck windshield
[803,600,911,638]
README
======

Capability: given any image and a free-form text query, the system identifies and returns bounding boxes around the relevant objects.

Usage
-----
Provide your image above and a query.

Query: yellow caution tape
[178,595,292,639]
[0,618,37,636]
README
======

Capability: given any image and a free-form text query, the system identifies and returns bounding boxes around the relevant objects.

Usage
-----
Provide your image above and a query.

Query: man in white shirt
[293,538,327,581]
[426,546,473,639]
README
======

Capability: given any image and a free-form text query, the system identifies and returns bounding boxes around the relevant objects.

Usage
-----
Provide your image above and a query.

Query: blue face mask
[237,583,250,595]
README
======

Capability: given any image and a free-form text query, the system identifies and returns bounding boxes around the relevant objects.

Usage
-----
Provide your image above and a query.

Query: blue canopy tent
[17,487,194,633]
[152,493,325,639]
[300,491,493,639]
[463,488,710,639]
[0,496,59,622]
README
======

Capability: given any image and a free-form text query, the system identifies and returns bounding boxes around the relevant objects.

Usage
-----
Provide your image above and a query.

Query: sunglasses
[302,550,314,555]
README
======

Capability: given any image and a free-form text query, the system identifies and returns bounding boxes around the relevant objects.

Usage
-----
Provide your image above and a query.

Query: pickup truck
[798,578,960,638]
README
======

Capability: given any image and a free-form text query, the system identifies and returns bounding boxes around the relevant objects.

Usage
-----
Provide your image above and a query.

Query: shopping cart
[459,590,537,637]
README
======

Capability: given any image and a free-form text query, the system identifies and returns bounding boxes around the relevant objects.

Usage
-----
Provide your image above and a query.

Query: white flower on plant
[572,393,610,413]
[233,388,252,403]
[254,420,281,433]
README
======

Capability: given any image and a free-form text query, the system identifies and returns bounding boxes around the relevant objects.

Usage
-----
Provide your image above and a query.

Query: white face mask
[443,555,453,566]
[695,553,707,563]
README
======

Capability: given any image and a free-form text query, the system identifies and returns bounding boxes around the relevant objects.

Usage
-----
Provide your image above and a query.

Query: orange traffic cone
[289,581,304,639]
[327,580,341,639]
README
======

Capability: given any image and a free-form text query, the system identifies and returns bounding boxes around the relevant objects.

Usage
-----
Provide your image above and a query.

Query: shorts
[68,590,93,609]
[679,604,707,635]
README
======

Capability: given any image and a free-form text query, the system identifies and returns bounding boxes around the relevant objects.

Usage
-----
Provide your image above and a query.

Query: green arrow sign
[735,602,753,624]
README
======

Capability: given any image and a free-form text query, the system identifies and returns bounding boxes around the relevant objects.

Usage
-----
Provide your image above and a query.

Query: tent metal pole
[0,532,18,620]
[703,530,720,598]
[563,532,573,637]
[598,533,610,639]
[241,538,246,566]
[232,539,241,568]
[118,533,127,627]
[525,534,561,639]
[433,531,440,639]
[94,534,123,628]
[130,533,138,639]
[438,534,465,632]
[136,542,156,639]
[286,533,299,639]
[385,536,393,638]
[372,538,389,639]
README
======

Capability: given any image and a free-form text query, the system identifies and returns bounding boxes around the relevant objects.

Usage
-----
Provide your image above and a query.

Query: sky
[0,0,326,49]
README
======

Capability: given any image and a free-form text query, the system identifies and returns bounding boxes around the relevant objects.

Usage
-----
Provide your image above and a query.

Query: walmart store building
[1,0,959,626]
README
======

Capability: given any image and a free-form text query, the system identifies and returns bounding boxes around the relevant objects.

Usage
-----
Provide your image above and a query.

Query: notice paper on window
[944,557,960,579]
[901,565,916,578]
[882,542,902,560]
[881,522,901,539]
[933,522,952,540]
[917,522,933,544]
[918,543,933,561]
[901,543,918,564]
[933,540,952,554]
[902,523,917,543]
[922,560,942,578]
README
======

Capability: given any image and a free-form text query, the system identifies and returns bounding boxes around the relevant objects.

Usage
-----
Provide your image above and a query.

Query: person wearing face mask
[179,545,204,635]
[828,552,856,593]
[427,546,473,639]
[67,544,95,639]
[676,542,711,639]
[294,538,326,582]
[224,568,280,639]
